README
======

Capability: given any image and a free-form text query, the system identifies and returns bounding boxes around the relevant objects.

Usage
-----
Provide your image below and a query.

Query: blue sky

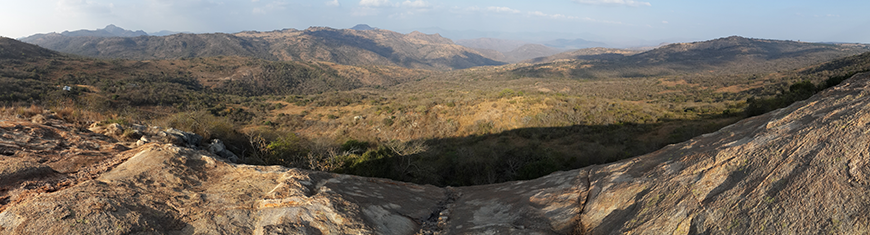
[1,0,868,44]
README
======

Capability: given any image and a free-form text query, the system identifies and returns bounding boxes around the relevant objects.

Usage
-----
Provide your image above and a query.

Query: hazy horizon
[2,0,869,45]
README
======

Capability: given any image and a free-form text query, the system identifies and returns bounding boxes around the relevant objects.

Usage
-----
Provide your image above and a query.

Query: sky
[1,0,869,45]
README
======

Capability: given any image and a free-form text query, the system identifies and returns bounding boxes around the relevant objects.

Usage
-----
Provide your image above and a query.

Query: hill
[22,33,278,61]
[0,37,431,108]
[523,47,641,63]
[493,44,563,63]
[543,38,608,49]
[456,37,609,52]
[350,24,377,30]
[20,27,504,70]
[465,44,565,63]
[18,24,147,42]
[235,27,502,70]
[513,36,870,79]
[455,37,530,52]
[456,38,565,63]
[0,37,60,60]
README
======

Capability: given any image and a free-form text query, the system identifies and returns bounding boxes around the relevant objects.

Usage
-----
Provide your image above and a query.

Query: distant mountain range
[523,47,641,64]
[542,38,608,50]
[19,24,191,41]
[0,36,433,97]
[455,38,530,52]
[19,25,504,70]
[512,36,870,79]
[455,37,612,63]
[18,25,619,67]
[15,25,870,73]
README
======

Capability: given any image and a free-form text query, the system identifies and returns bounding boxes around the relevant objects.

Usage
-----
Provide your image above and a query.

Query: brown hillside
[235,27,504,70]
[20,27,504,70]
[0,37,60,60]
[512,36,870,79]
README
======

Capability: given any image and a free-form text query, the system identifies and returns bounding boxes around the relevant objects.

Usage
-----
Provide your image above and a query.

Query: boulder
[29,114,46,125]
[208,139,241,163]
[87,122,125,138]
[135,136,150,146]
[161,128,203,148]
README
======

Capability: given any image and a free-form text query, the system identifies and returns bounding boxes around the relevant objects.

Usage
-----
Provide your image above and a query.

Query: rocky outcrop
[3,72,870,234]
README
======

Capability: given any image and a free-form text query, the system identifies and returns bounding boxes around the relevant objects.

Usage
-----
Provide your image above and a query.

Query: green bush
[156,111,236,141]
[264,133,309,166]
[517,159,560,180]
[382,117,394,126]
[341,139,369,154]
[337,147,396,178]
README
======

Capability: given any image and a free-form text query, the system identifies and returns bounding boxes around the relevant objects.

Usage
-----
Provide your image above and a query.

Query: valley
[4,0,870,232]
[3,29,870,187]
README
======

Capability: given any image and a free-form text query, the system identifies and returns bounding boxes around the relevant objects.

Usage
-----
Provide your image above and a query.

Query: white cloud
[401,0,429,8]
[251,1,289,14]
[581,17,624,24]
[662,20,668,24]
[55,0,114,17]
[326,0,340,6]
[528,11,578,20]
[486,6,520,14]
[359,0,391,7]
[573,0,651,7]
[352,7,380,16]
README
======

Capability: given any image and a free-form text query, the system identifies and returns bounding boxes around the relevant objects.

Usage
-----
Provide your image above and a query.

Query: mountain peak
[350,24,376,31]
[103,24,128,34]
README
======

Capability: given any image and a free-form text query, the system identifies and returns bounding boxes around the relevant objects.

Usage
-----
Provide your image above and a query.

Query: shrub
[121,128,142,141]
[155,111,236,141]
[265,133,309,166]
[337,146,396,178]
[382,117,394,126]
[341,139,369,154]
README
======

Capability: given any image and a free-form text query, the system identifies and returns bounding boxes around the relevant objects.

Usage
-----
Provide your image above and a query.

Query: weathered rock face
[2,72,870,234]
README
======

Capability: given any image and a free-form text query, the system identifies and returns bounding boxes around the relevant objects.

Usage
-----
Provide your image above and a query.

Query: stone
[163,128,203,147]
[29,114,46,125]
[86,122,124,138]
[158,130,185,146]
[105,123,124,136]
[208,139,241,163]
[136,136,150,146]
